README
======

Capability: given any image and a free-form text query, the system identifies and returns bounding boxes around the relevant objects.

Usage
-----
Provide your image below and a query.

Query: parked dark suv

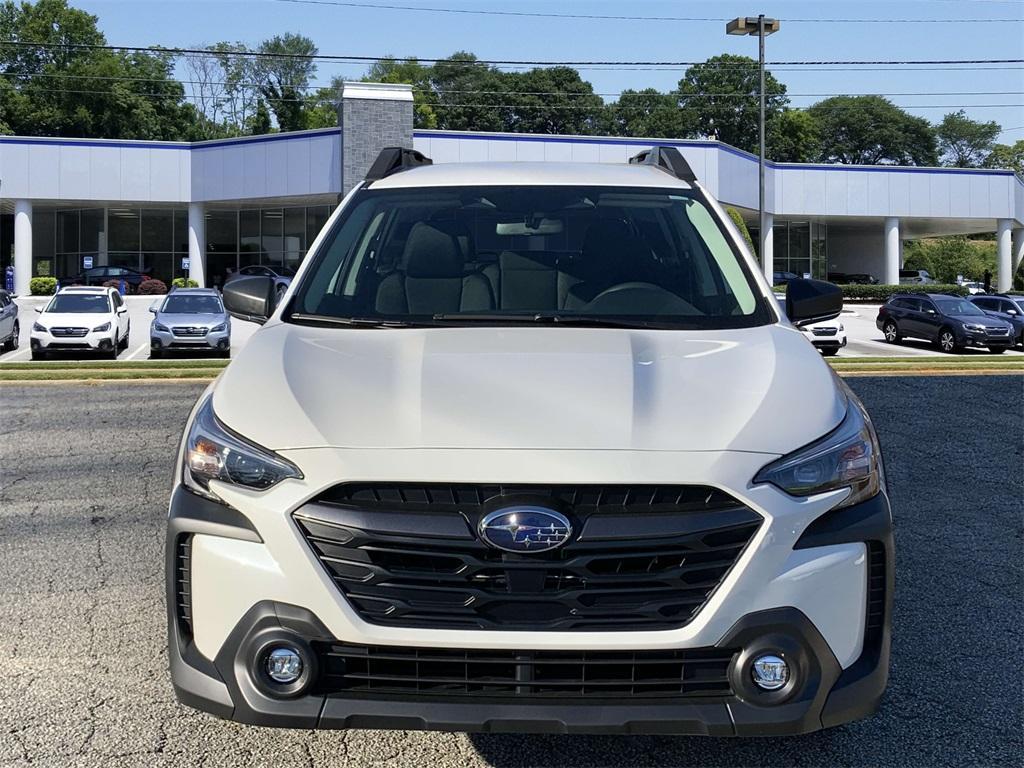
[876,293,1015,353]
[968,294,1024,348]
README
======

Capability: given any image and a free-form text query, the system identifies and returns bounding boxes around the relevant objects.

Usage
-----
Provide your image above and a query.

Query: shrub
[171,277,199,289]
[29,277,58,295]
[840,283,968,302]
[725,206,755,254]
[137,278,168,295]
[102,279,121,289]
[903,237,996,284]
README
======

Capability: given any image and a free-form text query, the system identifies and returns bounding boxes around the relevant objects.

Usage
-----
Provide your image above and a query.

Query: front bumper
[151,326,230,351]
[166,478,893,736]
[960,329,1013,349]
[31,328,116,350]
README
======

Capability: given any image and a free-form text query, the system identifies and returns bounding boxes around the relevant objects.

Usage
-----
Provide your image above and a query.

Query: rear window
[289,186,771,330]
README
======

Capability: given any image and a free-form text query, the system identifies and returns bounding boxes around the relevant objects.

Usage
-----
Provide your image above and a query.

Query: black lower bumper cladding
[166,488,893,736]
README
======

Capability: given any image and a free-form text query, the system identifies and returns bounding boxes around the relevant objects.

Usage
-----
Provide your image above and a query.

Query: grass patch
[0,359,229,371]
[0,368,220,382]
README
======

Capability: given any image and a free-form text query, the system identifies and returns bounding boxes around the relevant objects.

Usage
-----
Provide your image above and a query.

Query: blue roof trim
[413,130,1020,179]
[191,128,339,150]
[0,136,189,150]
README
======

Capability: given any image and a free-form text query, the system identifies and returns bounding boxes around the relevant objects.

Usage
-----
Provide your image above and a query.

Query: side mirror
[116,306,127,314]
[149,306,157,314]
[35,306,44,313]
[223,275,275,324]
[1007,309,1018,316]
[785,278,842,327]
[926,309,936,315]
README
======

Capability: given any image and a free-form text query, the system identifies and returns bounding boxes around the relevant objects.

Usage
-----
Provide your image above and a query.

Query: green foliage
[29,277,58,295]
[903,237,996,283]
[171,278,199,288]
[429,52,511,133]
[809,96,938,166]
[256,33,317,132]
[0,0,200,140]
[983,140,1024,176]
[247,100,272,135]
[936,110,1000,168]
[676,55,788,154]
[840,283,968,302]
[504,67,606,135]
[608,88,686,138]
[768,110,821,163]
[725,207,755,253]
[364,59,438,128]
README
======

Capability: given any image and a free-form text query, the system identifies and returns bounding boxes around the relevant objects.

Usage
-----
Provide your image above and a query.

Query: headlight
[154,322,170,332]
[210,323,227,332]
[183,394,302,501]
[754,386,884,509]
[32,322,47,333]
[963,323,985,332]
[93,321,111,332]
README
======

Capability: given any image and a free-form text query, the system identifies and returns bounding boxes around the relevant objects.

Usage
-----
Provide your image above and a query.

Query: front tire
[988,346,1007,354]
[821,347,839,357]
[31,348,46,361]
[937,327,961,354]
[882,321,901,344]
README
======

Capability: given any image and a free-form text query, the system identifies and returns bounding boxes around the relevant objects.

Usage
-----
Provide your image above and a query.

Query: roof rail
[365,146,433,182]
[628,146,697,184]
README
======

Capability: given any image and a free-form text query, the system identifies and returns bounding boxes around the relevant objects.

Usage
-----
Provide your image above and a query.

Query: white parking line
[126,341,151,360]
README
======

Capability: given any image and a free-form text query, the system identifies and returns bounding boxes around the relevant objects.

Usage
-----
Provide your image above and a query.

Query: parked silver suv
[149,288,230,358]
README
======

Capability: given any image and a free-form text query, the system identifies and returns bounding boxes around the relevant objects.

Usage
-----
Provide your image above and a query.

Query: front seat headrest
[403,222,464,279]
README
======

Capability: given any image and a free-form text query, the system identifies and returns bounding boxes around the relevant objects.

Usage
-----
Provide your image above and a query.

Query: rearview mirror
[785,278,842,327]
[223,275,275,324]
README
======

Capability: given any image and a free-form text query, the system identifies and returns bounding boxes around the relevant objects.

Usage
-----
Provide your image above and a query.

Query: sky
[73,0,1024,141]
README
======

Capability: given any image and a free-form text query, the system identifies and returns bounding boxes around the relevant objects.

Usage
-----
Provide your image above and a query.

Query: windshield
[161,294,223,314]
[935,298,984,316]
[289,186,770,329]
[46,294,111,314]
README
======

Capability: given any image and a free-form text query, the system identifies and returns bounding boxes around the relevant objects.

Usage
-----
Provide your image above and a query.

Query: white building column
[883,217,900,286]
[187,203,206,288]
[996,218,1012,292]
[13,200,33,296]
[760,213,774,283]
[1012,228,1024,278]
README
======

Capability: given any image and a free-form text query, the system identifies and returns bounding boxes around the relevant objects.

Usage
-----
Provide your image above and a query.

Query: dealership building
[2,82,1022,296]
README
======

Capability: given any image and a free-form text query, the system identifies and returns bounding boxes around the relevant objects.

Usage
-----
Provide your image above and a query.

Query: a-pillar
[187,203,206,288]
[760,212,774,283]
[996,219,1012,292]
[13,200,33,296]
[884,217,900,286]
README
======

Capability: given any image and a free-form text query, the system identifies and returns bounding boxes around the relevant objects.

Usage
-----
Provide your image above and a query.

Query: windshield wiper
[288,312,429,328]
[431,313,671,329]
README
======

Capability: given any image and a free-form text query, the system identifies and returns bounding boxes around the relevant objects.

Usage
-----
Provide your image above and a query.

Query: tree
[254,33,317,132]
[903,237,996,283]
[503,67,606,135]
[984,140,1024,176]
[767,109,820,163]
[213,42,260,134]
[609,88,688,138]
[676,54,788,153]
[430,52,508,132]
[809,96,938,166]
[181,47,229,138]
[247,99,272,135]
[936,110,1000,167]
[0,0,199,140]
[364,58,438,128]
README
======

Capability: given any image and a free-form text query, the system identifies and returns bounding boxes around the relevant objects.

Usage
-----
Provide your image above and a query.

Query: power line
[3,71,1021,99]
[2,40,1021,68]
[272,0,1024,23]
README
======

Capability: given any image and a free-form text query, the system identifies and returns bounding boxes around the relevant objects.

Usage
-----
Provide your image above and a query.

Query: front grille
[295,483,762,632]
[811,327,838,337]
[50,326,88,337]
[985,327,1010,336]
[317,643,736,699]
[175,535,193,637]
[172,326,209,337]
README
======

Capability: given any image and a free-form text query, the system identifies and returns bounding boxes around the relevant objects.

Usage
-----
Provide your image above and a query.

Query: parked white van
[167,147,892,736]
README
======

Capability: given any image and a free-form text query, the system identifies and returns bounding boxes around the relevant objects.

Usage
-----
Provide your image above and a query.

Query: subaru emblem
[478,507,573,553]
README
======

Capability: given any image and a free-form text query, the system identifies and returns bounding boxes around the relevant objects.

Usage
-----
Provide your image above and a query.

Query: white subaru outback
[168,147,892,736]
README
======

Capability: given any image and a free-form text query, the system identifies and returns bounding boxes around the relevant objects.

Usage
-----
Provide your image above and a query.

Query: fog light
[751,654,789,691]
[265,646,303,684]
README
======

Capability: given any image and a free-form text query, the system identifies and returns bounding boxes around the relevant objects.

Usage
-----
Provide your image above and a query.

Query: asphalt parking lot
[3,296,1022,362]
[0,377,1021,767]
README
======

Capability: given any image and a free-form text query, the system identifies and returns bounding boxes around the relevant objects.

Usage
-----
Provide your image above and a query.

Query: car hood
[215,322,846,454]
[155,313,226,327]
[38,312,112,328]
[953,314,1009,327]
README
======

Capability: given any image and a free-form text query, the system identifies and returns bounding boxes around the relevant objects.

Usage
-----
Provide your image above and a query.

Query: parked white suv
[30,285,129,360]
[168,147,892,736]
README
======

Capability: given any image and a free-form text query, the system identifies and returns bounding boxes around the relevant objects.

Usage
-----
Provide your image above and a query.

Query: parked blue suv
[876,293,1014,353]
[968,294,1024,348]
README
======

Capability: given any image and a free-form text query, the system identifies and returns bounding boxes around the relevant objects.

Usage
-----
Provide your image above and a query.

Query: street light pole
[727,15,779,281]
